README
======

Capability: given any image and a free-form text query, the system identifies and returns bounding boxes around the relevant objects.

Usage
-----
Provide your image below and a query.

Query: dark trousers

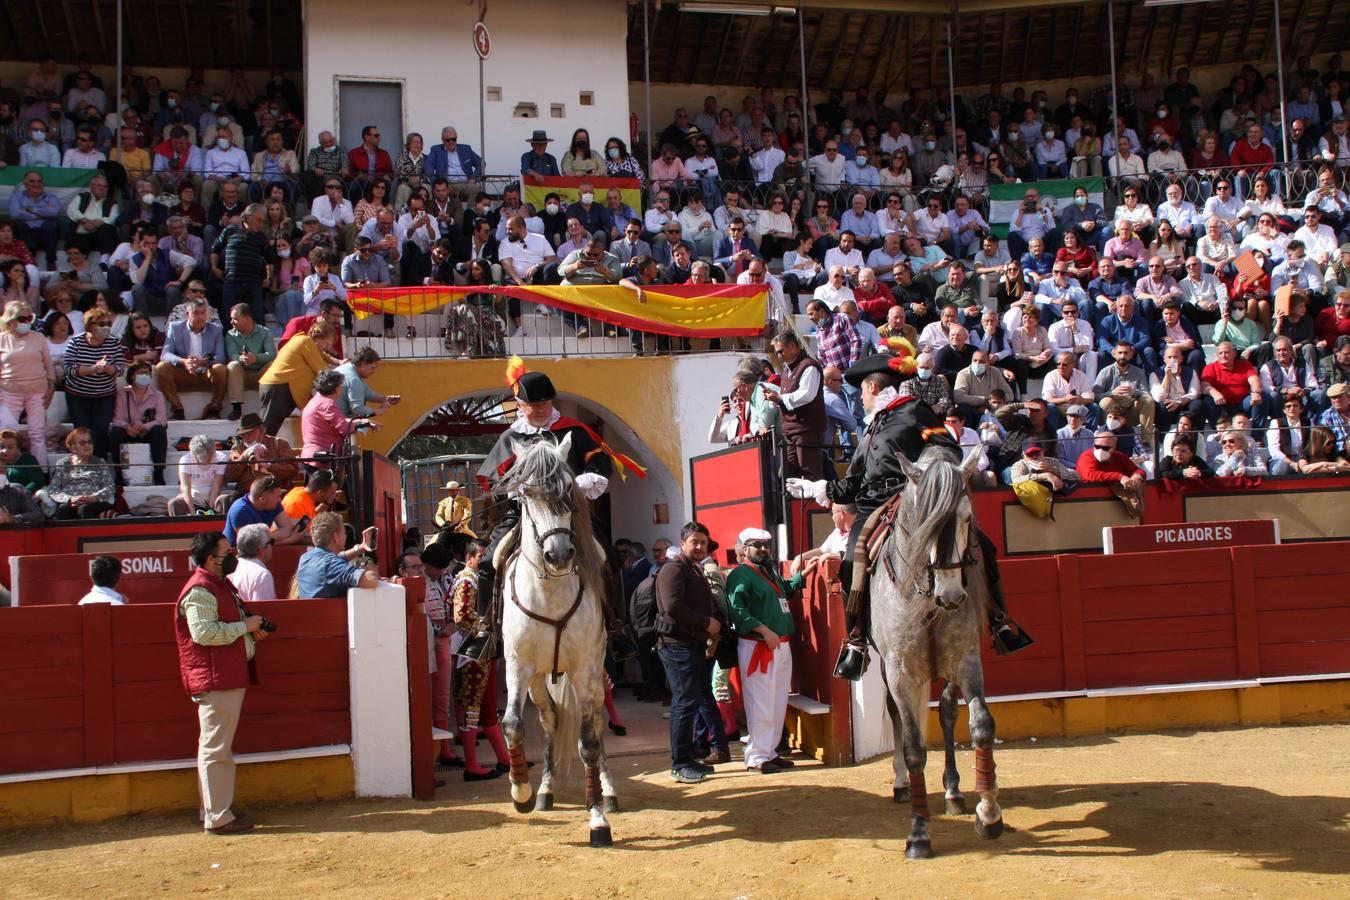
[259,383,296,436]
[66,223,118,257]
[14,220,60,264]
[53,501,115,520]
[108,424,168,484]
[657,640,724,768]
[782,429,826,478]
[66,393,115,460]
[222,281,266,325]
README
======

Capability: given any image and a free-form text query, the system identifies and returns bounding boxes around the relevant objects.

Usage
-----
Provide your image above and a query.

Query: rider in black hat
[788,340,1032,681]
[477,358,643,618]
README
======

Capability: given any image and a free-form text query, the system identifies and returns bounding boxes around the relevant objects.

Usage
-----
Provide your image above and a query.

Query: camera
[259,617,278,634]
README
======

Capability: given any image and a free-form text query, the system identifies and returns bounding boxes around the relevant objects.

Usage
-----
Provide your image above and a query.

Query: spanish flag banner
[346,283,769,337]
[522,175,643,215]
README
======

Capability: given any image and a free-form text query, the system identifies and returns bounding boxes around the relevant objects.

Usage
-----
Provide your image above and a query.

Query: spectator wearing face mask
[108,361,168,486]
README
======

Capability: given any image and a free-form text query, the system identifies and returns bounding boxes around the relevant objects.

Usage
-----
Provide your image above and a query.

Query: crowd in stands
[1,53,1350,521]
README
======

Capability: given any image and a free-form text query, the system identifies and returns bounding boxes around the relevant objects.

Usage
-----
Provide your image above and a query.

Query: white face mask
[1093,447,1112,462]
[841,127,853,137]
[277,248,291,258]
[971,363,987,377]
[95,326,112,340]
[1107,417,1125,431]
[545,203,559,215]
[166,98,177,109]
[141,193,156,205]
[210,101,221,111]
[580,192,594,204]
[216,138,231,150]
[1230,309,1245,322]
[15,323,31,335]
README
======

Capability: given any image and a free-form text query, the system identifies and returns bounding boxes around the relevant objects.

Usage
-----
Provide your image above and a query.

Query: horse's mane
[497,438,606,592]
[896,443,967,596]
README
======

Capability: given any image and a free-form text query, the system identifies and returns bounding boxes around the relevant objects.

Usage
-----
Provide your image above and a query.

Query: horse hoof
[946,796,969,816]
[975,817,1005,840]
[893,786,910,804]
[589,825,613,848]
[534,793,554,812]
[905,838,933,860]
[602,795,620,815]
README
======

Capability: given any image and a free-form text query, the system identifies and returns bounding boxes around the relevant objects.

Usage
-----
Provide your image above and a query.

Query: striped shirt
[61,334,127,397]
[212,225,272,285]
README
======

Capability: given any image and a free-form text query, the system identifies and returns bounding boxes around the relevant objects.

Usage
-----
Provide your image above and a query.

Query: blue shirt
[335,360,376,417]
[224,495,280,544]
[520,151,560,177]
[296,546,365,599]
[838,208,881,242]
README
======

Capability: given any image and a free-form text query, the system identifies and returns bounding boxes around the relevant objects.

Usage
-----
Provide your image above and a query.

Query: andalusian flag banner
[0,166,97,214]
[989,176,1104,240]
[347,283,769,337]
[522,176,643,214]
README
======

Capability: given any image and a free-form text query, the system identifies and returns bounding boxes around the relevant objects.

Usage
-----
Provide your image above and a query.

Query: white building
[303,0,632,176]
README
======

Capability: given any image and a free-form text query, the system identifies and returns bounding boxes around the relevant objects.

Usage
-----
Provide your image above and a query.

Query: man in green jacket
[725,527,805,774]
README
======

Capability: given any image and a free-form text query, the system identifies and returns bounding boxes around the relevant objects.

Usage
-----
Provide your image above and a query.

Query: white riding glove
[575,472,609,500]
[786,478,829,507]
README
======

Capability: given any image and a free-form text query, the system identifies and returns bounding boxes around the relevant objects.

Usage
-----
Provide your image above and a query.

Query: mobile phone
[363,526,378,549]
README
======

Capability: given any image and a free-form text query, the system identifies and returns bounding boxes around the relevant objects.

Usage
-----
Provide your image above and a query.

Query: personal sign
[1101,519,1279,554]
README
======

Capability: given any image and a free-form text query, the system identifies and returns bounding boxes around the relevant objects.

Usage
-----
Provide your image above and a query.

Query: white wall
[305,0,632,176]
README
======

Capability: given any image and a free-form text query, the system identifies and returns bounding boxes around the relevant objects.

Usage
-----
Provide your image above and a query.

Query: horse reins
[510,564,585,684]
[508,500,587,683]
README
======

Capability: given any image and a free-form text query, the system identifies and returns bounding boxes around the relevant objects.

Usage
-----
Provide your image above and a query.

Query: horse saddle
[847,491,905,615]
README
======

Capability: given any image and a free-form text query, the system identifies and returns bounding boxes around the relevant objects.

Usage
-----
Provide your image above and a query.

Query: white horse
[872,443,1004,859]
[497,435,618,847]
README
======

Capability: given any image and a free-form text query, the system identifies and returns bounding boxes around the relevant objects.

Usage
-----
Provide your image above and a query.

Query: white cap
[738,527,772,544]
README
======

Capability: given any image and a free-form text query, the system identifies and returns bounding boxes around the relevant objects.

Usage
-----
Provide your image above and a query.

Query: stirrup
[833,640,869,682]
[991,619,1035,656]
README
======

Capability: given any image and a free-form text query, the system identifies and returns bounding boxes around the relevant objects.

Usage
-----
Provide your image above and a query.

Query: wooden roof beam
[711,13,735,86]
[842,14,873,90]
[87,0,108,57]
[665,10,686,84]
[864,18,895,93]
[1163,6,1183,76]
[687,13,709,85]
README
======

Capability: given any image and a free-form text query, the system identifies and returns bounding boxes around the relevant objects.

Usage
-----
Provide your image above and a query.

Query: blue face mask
[917,368,933,380]
[15,323,31,335]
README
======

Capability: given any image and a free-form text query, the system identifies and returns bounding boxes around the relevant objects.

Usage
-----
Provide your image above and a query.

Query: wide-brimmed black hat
[844,346,917,387]
[526,130,554,143]
[235,412,264,434]
[515,371,557,402]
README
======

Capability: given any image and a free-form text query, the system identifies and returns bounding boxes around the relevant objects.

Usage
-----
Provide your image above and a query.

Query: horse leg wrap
[974,748,996,793]
[508,745,529,785]
[585,766,602,810]
[908,772,930,821]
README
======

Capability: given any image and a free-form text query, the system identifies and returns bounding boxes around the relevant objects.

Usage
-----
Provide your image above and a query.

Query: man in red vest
[175,531,268,834]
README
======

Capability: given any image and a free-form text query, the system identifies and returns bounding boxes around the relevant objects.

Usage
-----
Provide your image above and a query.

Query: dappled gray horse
[871,443,1004,858]
[496,435,618,847]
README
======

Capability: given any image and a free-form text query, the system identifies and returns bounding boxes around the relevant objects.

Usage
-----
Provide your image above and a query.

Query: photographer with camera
[175,531,270,835]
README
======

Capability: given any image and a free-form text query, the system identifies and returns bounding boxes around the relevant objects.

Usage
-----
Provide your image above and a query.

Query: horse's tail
[545,673,582,786]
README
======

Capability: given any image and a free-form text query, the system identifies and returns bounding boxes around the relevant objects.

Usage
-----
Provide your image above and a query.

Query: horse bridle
[509,490,586,683]
[518,493,579,579]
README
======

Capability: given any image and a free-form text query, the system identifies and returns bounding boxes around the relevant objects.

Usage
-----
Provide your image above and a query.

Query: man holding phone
[295,511,381,598]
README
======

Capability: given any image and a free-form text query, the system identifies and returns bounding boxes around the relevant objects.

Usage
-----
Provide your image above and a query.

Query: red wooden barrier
[789,558,852,762]
[10,545,307,606]
[0,598,350,777]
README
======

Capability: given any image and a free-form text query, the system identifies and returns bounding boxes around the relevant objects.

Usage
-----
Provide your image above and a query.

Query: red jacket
[1228,139,1274,175]
[1076,449,1142,484]
[855,283,896,323]
[1315,308,1350,348]
[174,567,250,695]
[347,146,393,176]
[278,314,344,360]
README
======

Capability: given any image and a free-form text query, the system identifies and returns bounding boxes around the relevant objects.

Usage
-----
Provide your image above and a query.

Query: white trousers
[737,637,792,768]
[194,687,246,829]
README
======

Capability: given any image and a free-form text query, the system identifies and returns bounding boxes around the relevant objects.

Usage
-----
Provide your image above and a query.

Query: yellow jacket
[434,493,475,535]
[260,335,329,409]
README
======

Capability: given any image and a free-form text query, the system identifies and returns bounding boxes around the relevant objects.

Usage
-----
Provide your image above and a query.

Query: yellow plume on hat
[505,355,528,397]
[884,336,918,376]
